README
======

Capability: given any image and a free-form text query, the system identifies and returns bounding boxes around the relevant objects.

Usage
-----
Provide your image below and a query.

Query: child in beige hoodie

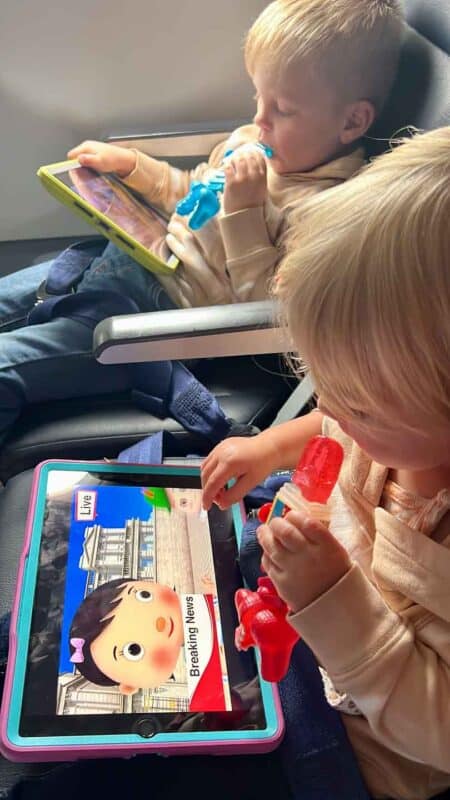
[202,126,450,800]
[68,0,403,308]
[0,0,403,442]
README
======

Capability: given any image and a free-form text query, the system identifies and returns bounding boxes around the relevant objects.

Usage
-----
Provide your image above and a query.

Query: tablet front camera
[135,718,158,739]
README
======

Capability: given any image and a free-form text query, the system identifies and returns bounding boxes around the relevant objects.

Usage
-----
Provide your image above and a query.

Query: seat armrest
[94,301,288,364]
[107,120,249,160]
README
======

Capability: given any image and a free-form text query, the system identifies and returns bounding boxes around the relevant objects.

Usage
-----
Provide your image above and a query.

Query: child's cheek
[151,646,176,672]
[158,586,179,606]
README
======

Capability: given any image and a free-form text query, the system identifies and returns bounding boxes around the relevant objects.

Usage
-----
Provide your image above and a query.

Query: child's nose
[253,109,271,132]
[155,617,166,632]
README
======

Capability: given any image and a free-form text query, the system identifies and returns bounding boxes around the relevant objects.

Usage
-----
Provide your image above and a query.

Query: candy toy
[175,142,273,230]
[234,436,344,682]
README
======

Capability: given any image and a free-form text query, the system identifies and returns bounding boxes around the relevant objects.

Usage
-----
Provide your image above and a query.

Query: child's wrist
[223,198,265,215]
[117,149,138,179]
[260,431,287,473]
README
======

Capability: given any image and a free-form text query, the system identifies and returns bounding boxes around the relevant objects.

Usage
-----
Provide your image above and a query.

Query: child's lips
[168,617,174,637]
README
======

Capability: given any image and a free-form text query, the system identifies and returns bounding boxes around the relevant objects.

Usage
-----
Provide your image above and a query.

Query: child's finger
[260,552,280,577]
[269,517,307,553]
[223,162,236,178]
[235,157,250,179]
[212,487,228,509]
[165,233,186,261]
[201,462,231,509]
[167,218,193,239]
[206,471,255,511]
[215,473,260,508]
[200,451,218,483]
[246,157,260,179]
[201,457,227,493]
[257,524,287,568]
[202,462,226,497]
[67,145,84,158]
[76,153,102,169]
[67,141,98,159]
[284,510,329,544]
[249,153,266,174]
[262,517,304,552]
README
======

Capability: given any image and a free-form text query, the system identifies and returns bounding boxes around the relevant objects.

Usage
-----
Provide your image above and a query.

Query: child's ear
[119,683,139,696]
[340,100,375,145]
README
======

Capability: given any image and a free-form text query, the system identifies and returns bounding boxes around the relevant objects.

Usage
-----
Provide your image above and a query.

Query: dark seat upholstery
[0,3,449,796]
[0,355,294,482]
[366,17,450,157]
[404,0,450,54]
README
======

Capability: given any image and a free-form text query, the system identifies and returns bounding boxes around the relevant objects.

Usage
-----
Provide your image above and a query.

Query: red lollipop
[292,435,344,504]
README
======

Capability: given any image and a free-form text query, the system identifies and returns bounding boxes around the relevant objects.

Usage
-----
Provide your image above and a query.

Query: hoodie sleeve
[120,150,210,216]
[288,534,450,773]
[217,146,367,302]
[120,124,260,216]
[217,205,280,301]
[218,185,323,302]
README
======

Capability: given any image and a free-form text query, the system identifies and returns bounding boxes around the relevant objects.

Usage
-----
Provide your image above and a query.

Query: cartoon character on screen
[69,578,184,694]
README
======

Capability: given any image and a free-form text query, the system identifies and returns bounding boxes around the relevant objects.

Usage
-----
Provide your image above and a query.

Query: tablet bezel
[2,461,282,758]
[37,161,179,275]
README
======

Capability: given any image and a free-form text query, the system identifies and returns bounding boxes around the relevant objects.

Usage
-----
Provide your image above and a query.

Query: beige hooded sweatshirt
[122,124,365,308]
[289,417,450,800]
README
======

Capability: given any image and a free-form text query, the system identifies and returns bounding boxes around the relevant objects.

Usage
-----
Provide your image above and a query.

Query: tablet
[37,161,179,275]
[0,461,283,761]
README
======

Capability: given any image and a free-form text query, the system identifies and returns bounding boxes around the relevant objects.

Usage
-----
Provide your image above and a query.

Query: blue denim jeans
[0,243,176,444]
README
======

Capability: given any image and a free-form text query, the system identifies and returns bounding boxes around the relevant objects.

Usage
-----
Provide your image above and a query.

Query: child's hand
[166,218,198,263]
[67,141,137,179]
[223,149,267,214]
[201,435,280,510]
[257,511,352,614]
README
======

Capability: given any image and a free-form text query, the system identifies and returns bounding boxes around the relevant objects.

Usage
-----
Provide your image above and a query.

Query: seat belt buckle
[35,280,75,305]
[34,280,50,304]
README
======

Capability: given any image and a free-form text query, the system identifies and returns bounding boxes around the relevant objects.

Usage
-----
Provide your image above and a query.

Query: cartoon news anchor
[69,579,184,694]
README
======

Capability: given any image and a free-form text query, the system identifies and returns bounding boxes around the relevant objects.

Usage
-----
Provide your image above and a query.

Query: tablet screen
[49,163,177,264]
[19,465,266,738]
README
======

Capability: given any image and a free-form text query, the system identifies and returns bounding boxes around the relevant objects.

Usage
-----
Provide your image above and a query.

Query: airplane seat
[403,0,450,55]
[365,4,450,157]
[0,4,449,796]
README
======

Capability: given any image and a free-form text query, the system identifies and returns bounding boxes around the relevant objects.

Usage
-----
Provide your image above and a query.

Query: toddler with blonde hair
[70,0,404,307]
[202,126,450,800]
[0,0,404,443]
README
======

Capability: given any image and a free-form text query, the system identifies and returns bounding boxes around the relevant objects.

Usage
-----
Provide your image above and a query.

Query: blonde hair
[274,126,450,428]
[245,0,404,114]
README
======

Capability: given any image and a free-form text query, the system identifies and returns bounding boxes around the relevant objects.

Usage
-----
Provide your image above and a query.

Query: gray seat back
[366,21,450,157]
